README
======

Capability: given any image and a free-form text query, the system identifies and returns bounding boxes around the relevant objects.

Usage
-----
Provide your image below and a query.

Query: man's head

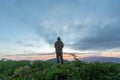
[57,37,61,41]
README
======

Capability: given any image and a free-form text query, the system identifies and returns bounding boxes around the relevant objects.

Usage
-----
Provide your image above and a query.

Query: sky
[0,0,120,56]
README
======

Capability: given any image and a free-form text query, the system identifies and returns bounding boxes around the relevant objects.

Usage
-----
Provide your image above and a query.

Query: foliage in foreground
[0,60,120,80]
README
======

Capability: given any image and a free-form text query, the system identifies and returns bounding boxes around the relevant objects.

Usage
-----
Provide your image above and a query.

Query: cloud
[1,0,120,53]
[33,20,86,46]
[23,43,35,47]
[73,21,120,50]
[32,1,120,51]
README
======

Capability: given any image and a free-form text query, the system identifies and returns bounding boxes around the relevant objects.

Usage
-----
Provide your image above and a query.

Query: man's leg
[56,54,59,63]
[60,54,63,64]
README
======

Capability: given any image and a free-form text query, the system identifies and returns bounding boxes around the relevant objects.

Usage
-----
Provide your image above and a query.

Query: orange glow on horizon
[3,52,120,61]
[101,52,120,58]
[3,53,94,61]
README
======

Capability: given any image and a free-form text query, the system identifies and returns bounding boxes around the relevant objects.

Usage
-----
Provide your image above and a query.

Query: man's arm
[54,42,57,48]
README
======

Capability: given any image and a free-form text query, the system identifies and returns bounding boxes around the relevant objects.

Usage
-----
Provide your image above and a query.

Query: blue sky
[0,0,120,55]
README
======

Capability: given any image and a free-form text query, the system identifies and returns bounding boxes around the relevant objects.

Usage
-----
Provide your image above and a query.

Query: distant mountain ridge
[79,56,120,63]
[47,58,69,62]
[46,56,120,63]
[2,53,120,63]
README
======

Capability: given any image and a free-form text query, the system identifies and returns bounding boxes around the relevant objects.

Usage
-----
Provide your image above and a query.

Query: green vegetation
[0,60,120,80]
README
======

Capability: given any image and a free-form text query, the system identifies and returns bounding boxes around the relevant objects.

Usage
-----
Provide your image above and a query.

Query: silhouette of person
[54,37,64,64]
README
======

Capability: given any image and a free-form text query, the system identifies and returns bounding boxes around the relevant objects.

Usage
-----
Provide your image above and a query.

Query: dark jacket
[54,40,64,50]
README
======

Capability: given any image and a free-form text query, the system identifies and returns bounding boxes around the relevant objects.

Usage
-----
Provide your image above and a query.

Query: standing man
[54,37,64,64]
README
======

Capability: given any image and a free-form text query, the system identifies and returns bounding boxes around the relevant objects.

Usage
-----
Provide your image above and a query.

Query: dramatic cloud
[32,0,120,51]
[34,18,120,51]
[0,0,120,55]
[73,21,120,50]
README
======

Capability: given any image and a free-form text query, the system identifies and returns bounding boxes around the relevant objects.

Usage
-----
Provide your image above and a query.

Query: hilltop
[0,59,120,80]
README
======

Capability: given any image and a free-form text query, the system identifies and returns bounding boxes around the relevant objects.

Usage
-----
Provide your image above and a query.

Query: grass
[0,60,120,80]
